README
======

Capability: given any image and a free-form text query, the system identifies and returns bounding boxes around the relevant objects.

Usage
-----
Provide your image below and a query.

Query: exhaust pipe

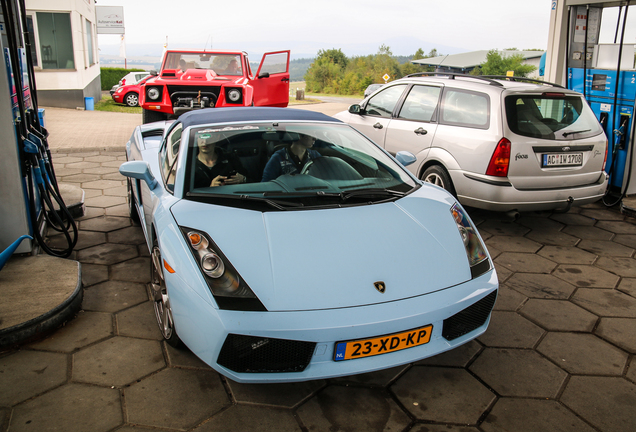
[506,210,521,220]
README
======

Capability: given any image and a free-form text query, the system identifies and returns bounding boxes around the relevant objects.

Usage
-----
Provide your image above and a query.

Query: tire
[126,178,140,224]
[142,108,167,124]
[150,240,182,348]
[421,165,456,196]
[124,92,139,107]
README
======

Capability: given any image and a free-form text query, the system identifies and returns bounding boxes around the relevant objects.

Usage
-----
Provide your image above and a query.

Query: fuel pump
[0,0,78,260]
[565,3,636,206]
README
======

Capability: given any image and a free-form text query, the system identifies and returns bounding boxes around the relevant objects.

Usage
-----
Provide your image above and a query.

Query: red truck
[139,49,290,123]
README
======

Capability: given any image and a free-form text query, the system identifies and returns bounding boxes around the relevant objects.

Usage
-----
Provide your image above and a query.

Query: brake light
[602,139,608,171]
[542,92,565,97]
[486,138,511,177]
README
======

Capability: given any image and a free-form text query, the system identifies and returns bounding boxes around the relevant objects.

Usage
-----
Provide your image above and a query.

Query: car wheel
[126,178,140,224]
[151,241,182,348]
[142,109,167,124]
[422,165,456,196]
[124,92,139,107]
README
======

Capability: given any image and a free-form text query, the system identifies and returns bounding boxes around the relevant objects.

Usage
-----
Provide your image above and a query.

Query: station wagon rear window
[505,95,603,140]
[440,89,490,129]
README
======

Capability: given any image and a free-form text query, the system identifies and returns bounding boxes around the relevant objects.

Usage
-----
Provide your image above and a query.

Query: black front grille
[442,291,497,341]
[218,334,316,373]
[166,85,221,106]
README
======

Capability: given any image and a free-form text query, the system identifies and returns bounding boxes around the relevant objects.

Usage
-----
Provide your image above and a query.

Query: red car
[112,74,152,107]
[139,49,290,123]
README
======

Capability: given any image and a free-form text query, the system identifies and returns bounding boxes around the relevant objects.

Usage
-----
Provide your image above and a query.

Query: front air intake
[442,291,497,341]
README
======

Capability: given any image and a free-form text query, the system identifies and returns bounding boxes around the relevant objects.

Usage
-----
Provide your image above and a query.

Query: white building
[25,0,101,109]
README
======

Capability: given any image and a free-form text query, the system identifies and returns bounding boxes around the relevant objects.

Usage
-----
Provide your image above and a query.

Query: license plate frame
[334,324,433,362]
[542,152,583,167]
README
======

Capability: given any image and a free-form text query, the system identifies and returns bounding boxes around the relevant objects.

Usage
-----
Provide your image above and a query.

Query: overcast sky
[94,0,635,59]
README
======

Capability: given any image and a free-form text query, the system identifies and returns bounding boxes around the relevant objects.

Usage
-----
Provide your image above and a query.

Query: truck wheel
[142,109,167,124]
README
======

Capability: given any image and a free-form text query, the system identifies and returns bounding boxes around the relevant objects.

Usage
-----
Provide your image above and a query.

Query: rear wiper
[187,192,304,210]
[340,188,406,202]
[562,129,591,137]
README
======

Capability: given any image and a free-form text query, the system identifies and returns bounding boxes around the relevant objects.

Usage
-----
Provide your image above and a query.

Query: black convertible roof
[179,107,341,130]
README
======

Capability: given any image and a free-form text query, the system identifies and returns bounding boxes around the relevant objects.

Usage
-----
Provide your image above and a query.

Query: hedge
[100,67,146,91]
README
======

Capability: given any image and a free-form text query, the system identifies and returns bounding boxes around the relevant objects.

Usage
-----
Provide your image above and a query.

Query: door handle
[281,77,289,82]
[414,127,428,135]
[373,122,383,129]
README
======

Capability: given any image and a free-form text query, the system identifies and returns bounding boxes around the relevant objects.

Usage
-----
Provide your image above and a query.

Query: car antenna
[204,35,212,51]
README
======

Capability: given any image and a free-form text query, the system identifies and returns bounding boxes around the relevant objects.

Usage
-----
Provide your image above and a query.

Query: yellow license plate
[334,325,433,361]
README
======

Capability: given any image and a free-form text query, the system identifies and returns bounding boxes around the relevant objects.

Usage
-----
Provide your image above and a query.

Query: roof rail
[480,76,565,89]
[403,72,504,87]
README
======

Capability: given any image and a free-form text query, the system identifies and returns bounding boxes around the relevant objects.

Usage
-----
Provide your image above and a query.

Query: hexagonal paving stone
[28,311,113,353]
[495,253,557,274]
[60,173,101,183]
[108,226,146,245]
[83,155,117,163]
[595,256,636,277]
[517,215,565,231]
[77,206,105,220]
[613,234,636,249]
[485,236,541,253]
[537,245,597,264]
[0,350,68,406]
[494,264,512,284]
[82,180,124,190]
[9,383,122,432]
[492,284,527,311]
[329,365,408,387]
[410,425,479,432]
[125,368,229,430]
[561,376,636,432]
[105,203,130,217]
[628,358,636,383]
[477,311,544,348]
[110,257,151,283]
[617,278,636,298]
[416,340,482,367]
[470,348,567,398]
[297,385,411,431]
[82,166,120,175]
[100,160,126,168]
[47,230,106,251]
[595,318,636,353]
[550,212,596,225]
[227,379,325,408]
[116,302,163,341]
[537,332,628,375]
[84,195,127,208]
[83,280,148,312]
[73,337,165,387]
[83,188,103,198]
[581,207,625,220]
[520,299,597,331]
[104,186,127,197]
[506,273,576,299]
[53,156,84,164]
[77,243,138,265]
[477,220,531,237]
[578,239,634,257]
[81,263,109,287]
[562,224,614,240]
[80,216,131,232]
[192,405,301,431]
[164,343,212,369]
[525,228,580,247]
[481,398,596,432]
[572,288,636,317]
[553,265,619,288]
[64,161,101,170]
[392,367,495,424]
[595,220,636,234]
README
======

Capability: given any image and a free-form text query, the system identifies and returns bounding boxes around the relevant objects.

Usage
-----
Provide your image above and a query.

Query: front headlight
[115,87,123,94]
[451,203,490,278]
[181,227,266,311]
[147,87,160,100]
[226,88,242,103]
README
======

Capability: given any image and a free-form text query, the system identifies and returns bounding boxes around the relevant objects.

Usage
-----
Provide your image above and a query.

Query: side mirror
[119,161,158,190]
[395,151,417,167]
[348,104,361,114]
[258,71,270,78]
[149,70,158,76]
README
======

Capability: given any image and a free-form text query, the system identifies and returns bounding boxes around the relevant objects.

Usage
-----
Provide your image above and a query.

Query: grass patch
[95,94,142,114]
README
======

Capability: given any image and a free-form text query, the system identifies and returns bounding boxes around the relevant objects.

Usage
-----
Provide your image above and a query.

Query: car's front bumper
[452,170,609,212]
[167,268,498,383]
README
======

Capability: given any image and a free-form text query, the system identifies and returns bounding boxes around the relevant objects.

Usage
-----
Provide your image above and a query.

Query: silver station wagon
[335,73,608,215]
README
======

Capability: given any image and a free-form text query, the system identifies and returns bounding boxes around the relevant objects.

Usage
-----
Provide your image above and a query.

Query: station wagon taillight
[486,138,511,177]
[602,139,608,171]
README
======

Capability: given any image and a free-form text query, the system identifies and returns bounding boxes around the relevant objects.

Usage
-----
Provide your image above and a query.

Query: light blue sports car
[120,107,498,383]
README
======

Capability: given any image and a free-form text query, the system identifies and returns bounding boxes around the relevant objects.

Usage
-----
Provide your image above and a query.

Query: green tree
[471,49,537,77]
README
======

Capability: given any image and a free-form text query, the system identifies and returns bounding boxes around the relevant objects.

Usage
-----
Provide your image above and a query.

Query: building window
[85,19,95,66]
[36,12,74,70]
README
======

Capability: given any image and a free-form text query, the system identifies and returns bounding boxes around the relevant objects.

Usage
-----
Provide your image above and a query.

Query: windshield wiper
[187,192,304,210]
[562,129,591,137]
[340,188,406,202]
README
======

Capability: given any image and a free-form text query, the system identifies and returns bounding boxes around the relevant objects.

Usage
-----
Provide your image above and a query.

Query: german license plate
[542,152,583,167]
[334,325,433,361]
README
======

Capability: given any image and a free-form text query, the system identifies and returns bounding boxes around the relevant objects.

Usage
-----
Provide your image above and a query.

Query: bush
[100,67,146,90]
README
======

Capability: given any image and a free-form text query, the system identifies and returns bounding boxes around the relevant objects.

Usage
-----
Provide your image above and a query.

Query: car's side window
[440,89,490,129]
[364,85,407,118]
[397,85,441,122]
[160,124,183,193]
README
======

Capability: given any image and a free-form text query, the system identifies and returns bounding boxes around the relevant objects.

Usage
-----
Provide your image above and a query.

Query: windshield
[163,52,243,76]
[183,122,418,209]
[505,94,603,140]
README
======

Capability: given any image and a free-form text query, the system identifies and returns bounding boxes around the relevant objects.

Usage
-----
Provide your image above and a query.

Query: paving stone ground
[0,108,635,431]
